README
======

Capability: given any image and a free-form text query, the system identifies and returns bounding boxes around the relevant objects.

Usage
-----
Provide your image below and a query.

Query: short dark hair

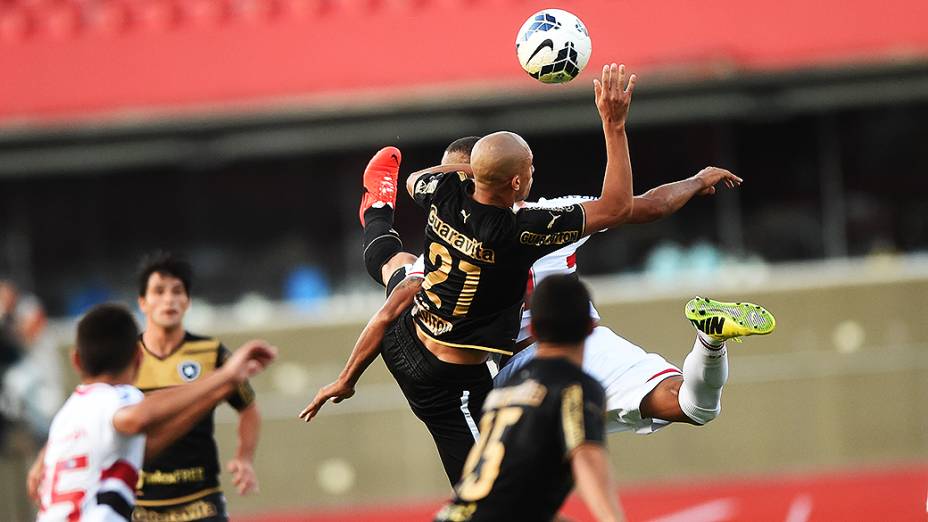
[76,304,139,377]
[444,136,482,162]
[137,251,193,297]
[530,275,593,344]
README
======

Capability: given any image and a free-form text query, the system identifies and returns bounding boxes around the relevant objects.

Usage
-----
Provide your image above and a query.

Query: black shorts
[132,491,227,522]
[381,310,493,485]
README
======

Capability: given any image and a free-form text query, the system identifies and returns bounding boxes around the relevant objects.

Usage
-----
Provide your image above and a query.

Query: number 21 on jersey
[422,243,482,317]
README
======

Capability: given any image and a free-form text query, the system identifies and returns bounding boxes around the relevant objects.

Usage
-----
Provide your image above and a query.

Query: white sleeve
[114,385,144,407]
[103,385,143,425]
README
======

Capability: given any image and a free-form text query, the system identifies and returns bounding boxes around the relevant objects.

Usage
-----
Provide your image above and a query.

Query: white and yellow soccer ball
[515,9,592,84]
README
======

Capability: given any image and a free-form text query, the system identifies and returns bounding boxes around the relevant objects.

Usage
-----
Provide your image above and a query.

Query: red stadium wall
[2,0,928,124]
[240,464,928,522]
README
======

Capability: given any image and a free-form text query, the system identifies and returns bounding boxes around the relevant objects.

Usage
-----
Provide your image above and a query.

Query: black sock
[362,207,402,285]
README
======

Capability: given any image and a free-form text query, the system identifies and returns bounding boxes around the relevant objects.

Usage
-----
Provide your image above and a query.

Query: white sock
[677,337,728,425]
[695,329,724,348]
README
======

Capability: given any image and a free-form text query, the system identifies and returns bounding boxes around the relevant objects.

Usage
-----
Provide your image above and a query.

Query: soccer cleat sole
[685,296,776,342]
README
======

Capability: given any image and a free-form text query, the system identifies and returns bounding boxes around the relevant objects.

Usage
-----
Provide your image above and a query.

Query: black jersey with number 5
[434,357,607,522]
[411,169,585,355]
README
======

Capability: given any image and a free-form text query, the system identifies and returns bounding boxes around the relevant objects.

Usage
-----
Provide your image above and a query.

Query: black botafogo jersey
[411,169,586,355]
[134,332,255,505]
[435,357,607,522]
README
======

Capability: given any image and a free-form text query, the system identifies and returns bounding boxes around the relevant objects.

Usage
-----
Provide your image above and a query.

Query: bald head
[470,131,533,187]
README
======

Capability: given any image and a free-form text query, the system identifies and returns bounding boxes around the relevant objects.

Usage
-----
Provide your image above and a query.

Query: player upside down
[300,64,776,486]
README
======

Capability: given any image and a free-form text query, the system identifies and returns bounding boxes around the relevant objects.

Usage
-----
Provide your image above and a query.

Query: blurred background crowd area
[0,0,926,317]
[1,0,927,520]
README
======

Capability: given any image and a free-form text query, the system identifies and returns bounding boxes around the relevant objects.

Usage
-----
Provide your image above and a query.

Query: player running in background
[131,252,262,521]
[435,275,622,522]
[303,63,640,484]
[31,304,276,522]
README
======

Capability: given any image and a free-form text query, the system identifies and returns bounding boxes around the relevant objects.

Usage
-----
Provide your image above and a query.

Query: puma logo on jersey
[428,206,496,263]
[690,317,725,335]
[461,210,470,223]
[547,212,562,229]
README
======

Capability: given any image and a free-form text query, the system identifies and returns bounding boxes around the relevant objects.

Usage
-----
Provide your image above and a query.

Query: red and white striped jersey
[39,383,144,522]
[518,196,600,341]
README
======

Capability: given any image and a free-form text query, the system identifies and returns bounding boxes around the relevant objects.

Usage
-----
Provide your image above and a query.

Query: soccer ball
[515,9,591,84]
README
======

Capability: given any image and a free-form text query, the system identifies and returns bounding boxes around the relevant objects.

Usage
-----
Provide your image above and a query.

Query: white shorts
[496,326,681,434]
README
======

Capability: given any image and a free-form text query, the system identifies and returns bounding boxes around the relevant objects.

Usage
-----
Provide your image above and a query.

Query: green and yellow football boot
[685,296,776,343]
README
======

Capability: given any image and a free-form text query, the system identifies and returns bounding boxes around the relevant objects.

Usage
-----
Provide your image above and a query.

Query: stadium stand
[2,0,928,121]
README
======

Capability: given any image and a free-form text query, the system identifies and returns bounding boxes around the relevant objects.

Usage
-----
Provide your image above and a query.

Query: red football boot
[359,146,401,226]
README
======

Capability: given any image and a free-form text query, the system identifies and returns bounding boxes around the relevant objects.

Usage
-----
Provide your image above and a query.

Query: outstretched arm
[627,167,742,224]
[299,276,423,422]
[114,341,276,437]
[581,64,637,234]
[143,378,239,459]
[572,444,625,522]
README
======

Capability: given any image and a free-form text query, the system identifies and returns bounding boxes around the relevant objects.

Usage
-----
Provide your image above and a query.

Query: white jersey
[506,197,681,433]
[518,196,600,341]
[39,383,145,522]
[495,326,681,434]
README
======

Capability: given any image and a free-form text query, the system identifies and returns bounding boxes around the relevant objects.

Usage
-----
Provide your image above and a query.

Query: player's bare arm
[228,403,261,495]
[114,340,276,438]
[627,167,743,224]
[581,63,637,233]
[405,163,473,199]
[571,443,625,522]
[26,445,46,505]
[138,341,276,462]
[143,374,246,461]
[299,276,422,422]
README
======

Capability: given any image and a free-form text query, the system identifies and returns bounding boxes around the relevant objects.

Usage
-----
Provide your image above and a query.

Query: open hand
[594,63,637,128]
[227,457,259,495]
[298,380,356,423]
[693,167,743,196]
